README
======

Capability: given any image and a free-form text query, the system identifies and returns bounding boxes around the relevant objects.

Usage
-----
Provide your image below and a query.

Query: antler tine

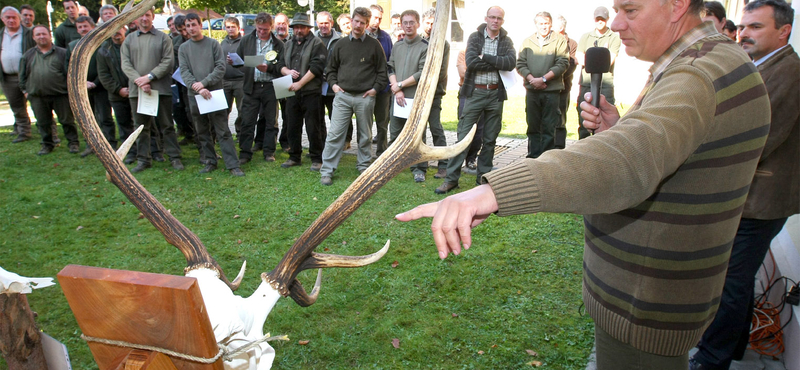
[68,0,240,291]
[263,0,470,299]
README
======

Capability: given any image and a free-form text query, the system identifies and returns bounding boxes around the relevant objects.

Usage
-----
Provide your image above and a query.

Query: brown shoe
[264,154,276,162]
[434,168,447,179]
[37,146,53,155]
[230,168,245,177]
[131,162,152,173]
[320,176,333,186]
[171,159,185,170]
[434,182,458,194]
[68,143,80,153]
[12,136,30,143]
[309,162,322,171]
[280,159,300,168]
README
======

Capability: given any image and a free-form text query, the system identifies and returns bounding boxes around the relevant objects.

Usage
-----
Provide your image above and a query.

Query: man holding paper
[179,13,243,177]
[232,12,285,164]
[279,13,327,171]
[387,10,428,183]
[434,6,515,194]
[121,7,184,173]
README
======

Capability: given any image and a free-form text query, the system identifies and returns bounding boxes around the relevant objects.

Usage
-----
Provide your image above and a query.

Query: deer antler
[263,0,475,306]
[66,0,244,290]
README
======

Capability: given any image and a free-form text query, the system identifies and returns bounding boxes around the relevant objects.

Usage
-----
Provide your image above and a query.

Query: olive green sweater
[179,36,225,95]
[516,31,569,92]
[485,23,770,357]
[121,28,174,97]
[387,34,427,99]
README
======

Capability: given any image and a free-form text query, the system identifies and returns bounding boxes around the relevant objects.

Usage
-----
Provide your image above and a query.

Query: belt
[474,84,499,90]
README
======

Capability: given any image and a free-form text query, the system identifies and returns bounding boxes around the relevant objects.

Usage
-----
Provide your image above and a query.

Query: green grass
[0,120,592,369]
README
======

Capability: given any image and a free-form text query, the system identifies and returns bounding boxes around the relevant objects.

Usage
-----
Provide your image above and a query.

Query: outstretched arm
[396,185,499,259]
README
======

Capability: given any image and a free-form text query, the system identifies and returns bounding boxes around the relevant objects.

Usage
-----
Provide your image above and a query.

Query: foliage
[0,124,593,369]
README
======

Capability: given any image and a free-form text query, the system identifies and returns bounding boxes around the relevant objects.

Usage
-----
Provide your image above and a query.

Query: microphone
[584,47,610,134]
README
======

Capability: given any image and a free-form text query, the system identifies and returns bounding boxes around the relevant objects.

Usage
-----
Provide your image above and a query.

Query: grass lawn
[0,100,594,369]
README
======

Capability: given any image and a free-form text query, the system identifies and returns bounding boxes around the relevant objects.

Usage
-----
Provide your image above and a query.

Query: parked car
[202,18,224,31]
[224,14,256,35]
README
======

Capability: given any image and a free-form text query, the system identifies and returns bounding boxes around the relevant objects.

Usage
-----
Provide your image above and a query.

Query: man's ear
[778,24,792,42]
[670,0,692,23]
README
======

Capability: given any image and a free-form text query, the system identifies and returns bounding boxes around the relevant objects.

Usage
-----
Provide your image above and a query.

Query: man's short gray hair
[1,6,20,17]
[99,4,118,15]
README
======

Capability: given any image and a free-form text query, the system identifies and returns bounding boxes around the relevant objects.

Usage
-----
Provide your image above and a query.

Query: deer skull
[66,0,467,369]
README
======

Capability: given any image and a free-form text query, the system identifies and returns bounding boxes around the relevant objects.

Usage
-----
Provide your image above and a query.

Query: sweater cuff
[483,161,542,216]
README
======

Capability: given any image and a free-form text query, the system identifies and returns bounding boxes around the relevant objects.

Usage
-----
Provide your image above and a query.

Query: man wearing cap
[279,12,327,171]
[575,6,620,140]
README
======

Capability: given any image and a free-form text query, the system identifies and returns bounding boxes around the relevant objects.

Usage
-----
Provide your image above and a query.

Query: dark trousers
[373,90,390,155]
[188,96,240,170]
[223,79,244,136]
[173,84,195,140]
[577,84,615,139]
[130,94,181,164]
[91,90,117,148]
[694,217,789,370]
[389,96,448,173]
[458,94,485,163]
[287,92,325,163]
[556,81,571,149]
[239,82,278,159]
[28,94,78,148]
[110,99,136,159]
[525,89,561,158]
[445,88,503,184]
[277,98,289,149]
[1,74,32,138]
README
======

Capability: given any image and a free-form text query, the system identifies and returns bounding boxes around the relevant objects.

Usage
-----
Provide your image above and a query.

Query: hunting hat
[290,12,313,27]
[593,6,609,20]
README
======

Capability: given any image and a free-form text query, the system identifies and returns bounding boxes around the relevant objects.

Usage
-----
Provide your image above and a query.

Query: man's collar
[649,22,719,81]
[36,46,54,55]
[3,27,21,36]
[754,44,789,66]
[483,28,499,40]
[137,27,157,36]
[594,27,610,37]
[349,32,367,41]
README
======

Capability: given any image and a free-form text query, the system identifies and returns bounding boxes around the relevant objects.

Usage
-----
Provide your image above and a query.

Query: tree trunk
[0,293,49,370]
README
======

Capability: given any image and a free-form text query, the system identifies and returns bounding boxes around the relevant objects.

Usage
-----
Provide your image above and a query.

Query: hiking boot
[68,143,80,153]
[414,173,426,183]
[80,148,94,157]
[153,153,165,162]
[12,136,30,143]
[434,182,458,194]
[320,176,332,186]
[199,164,217,173]
[53,136,61,144]
[131,162,152,173]
[466,158,477,170]
[239,157,251,165]
[37,146,53,155]
[230,168,245,177]
[171,159,185,170]
[434,168,447,179]
[123,156,136,164]
[309,162,322,172]
[281,159,300,168]
[264,154,276,162]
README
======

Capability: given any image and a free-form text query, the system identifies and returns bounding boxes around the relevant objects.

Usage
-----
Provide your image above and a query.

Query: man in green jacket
[54,0,80,48]
[1,6,35,143]
[398,0,771,367]
[121,7,184,173]
[19,25,80,155]
[279,13,327,171]
[517,11,569,159]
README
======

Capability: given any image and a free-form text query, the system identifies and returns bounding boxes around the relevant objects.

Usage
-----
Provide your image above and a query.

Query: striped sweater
[484,23,770,356]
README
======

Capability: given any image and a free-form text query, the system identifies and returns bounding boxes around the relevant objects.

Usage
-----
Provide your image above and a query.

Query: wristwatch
[541,76,547,83]
[147,73,155,81]
[398,82,404,88]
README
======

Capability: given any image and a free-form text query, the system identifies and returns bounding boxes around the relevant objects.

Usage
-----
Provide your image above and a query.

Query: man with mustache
[691,1,799,369]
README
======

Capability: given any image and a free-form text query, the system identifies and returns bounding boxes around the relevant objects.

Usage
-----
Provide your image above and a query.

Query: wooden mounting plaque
[57,265,223,370]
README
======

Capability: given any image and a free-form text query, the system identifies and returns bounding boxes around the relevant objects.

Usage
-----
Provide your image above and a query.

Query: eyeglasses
[487,15,503,22]
[401,21,416,26]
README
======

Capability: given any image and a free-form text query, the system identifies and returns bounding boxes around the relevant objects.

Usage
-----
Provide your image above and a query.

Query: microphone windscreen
[584,47,611,74]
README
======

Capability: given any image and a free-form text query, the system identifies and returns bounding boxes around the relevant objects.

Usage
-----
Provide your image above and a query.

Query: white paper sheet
[393,98,414,119]
[194,89,228,114]
[244,55,264,68]
[272,75,295,100]
[228,52,244,66]
[172,68,185,86]
[137,88,159,116]
[499,70,521,90]
[321,81,329,96]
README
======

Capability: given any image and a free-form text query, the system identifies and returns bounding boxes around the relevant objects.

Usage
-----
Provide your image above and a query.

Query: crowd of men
[1,0,798,368]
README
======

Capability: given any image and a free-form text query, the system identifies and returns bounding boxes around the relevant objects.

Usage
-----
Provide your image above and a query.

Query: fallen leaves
[391,260,399,268]
[525,349,538,356]
[32,215,39,219]
[391,338,400,349]
[233,214,240,219]
[76,226,83,231]
[477,350,484,355]
[527,360,543,367]
[298,340,310,345]
[451,313,459,318]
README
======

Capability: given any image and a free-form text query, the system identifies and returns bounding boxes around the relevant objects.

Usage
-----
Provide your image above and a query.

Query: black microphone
[584,47,611,134]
